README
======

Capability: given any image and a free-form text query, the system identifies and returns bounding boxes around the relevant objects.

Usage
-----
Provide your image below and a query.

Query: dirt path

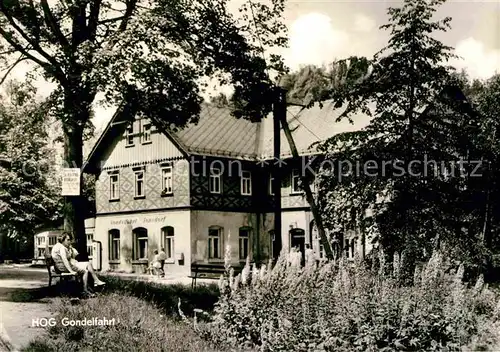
[0,267,54,351]
[0,265,216,351]
[0,301,54,351]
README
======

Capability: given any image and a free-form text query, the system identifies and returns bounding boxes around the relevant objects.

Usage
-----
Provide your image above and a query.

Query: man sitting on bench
[51,232,105,296]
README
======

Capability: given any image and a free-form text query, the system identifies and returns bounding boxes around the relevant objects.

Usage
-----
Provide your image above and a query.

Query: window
[109,172,120,200]
[109,229,120,261]
[208,226,222,259]
[311,222,324,259]
[351,238,357,258]
[241,171,251,195]
[37,248,45,258]
[126,123,134,146]
[269,230,276,258]
[48,236,57,246]
[87,233,93,259]
[291,169,301,194]
[134,168,145,198]
[319,242,325,259]
[344,239,350,258]
[209,167,222,194]
[161,226,175,260]
[47,235,57,254]
[133,227,148,260]
[141,121,151,144]
[310,176,317,194]
[269,173,274,195]
[161,165,173,195]
[239,227,251,260]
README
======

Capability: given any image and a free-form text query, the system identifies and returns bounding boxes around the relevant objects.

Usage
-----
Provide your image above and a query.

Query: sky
[5,0,500,132]
[280,0,500,79]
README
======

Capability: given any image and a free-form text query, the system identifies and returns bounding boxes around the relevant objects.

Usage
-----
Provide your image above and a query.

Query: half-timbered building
[84,101,371,275]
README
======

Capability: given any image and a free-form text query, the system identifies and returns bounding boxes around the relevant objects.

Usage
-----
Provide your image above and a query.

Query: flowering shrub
[196,245,500,351]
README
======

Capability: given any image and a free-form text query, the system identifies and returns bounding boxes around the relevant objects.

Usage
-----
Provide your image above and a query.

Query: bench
[189,262,245,288]
[44,255,80,287]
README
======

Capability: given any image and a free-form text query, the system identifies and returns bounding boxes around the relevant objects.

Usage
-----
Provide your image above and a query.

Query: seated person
[157,248,167,277]
[148,250,162,276]
[51,232,105,295]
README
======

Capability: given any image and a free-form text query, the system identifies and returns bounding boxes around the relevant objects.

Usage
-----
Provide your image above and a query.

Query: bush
[198,247,500,351]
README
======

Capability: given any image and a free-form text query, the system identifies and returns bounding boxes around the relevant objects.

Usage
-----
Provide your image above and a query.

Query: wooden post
[272,88,286,260]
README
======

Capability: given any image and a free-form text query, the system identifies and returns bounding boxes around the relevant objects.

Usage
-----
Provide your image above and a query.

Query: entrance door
[290,228,305,265]
[270,230,280,261]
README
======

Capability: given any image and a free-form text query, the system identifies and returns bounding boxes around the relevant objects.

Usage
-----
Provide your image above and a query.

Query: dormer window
[141,121,151,144]
[126,123,134,147]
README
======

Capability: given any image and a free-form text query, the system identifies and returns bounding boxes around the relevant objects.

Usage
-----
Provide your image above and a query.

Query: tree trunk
[481,161,491,247]
[273,92,283,261]
[401,39,417,285]
[63,96,88,261]
[278,91,334,260]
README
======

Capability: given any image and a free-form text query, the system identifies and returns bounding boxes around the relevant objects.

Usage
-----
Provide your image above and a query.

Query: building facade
[33,218,96,265]
[84,102,373,275]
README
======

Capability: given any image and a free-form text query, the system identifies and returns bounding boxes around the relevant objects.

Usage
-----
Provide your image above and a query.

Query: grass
[21,294,225,352]
[100,274,221,317]
[20,276,225,352]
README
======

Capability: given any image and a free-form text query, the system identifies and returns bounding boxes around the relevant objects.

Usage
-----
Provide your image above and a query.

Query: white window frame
[133,228,148,260]
[310,176,317,194]
[240,171,252,196]
[269,230,276,258]
[161,226,175,261]
[109,172,120,200]
[161,165,173,195]
[209,167,222,194]
[312,224,326,260]
[48,235,57,254]
[109,229,120,261]
[269,173,275,195]
[239,227,251,260]
[134,168,145,198]
[126,123,134,146]
[208,226,223,260]
[86,232,93,259]
[291,169,301,194]
[141,121,151,144]
[48,236,57,246]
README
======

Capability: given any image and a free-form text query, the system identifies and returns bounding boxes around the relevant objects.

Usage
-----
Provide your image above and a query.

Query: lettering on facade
[110,219,138,226]
[110,216,166,226]
[144,216,167,224]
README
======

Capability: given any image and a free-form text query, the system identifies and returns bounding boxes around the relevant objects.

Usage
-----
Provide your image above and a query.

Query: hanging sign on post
[61,168,81,196]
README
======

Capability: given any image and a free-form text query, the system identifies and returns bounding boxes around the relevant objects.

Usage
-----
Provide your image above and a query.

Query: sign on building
[61,168,81,196]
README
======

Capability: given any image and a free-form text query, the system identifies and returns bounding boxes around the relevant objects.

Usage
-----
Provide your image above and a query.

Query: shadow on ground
[0,267,106,303]
[0,282,89,303]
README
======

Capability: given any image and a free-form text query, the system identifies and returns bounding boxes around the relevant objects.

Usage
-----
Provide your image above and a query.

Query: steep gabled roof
[174,104,260,159]
[83,100,374,173]
[259,101,373,158]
